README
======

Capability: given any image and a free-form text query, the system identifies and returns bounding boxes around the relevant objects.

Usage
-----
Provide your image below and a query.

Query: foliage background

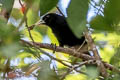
[0,0,120,80]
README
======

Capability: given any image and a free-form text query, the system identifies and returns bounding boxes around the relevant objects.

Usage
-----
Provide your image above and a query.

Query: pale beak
[28,19,46,30]
[40,19,46,24]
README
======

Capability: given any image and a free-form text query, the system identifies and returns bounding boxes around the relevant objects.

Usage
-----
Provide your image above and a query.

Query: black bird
[42,13,95,69]
[42,13,85,47]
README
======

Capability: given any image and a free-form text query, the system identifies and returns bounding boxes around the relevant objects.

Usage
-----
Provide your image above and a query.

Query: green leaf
[0,43,21,57]
[11,8,23,20]
[90,15,113,31]
[24,0,35,7]
[65,74,86,80]
[110,47,120,67]
[47,28,59,46]
[38,60,60,80]
[34,25,48,36]
[86,66,99,80]
[67,0,89,38]
[1,0,14,19]
[104,0,120,25]
[2,0,14,11]
[23,29,43,42]
[0,17,10,38]
[0,17,21,57]
[40,0,58,16]
[27,0,40,26]
[27,9,39,26]
[0,0,3,3]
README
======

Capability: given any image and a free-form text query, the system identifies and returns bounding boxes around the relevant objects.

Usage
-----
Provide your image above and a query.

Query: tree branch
[20,39,120,74]
[21,39,94,60]
[84,31,108,77]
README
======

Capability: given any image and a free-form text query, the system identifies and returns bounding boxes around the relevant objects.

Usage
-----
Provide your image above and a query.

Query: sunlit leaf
[47,28,59,45]
[23,29,43,42]
[100,45,114,63]
[27,1,40,26]
[92,33,119,62]
[11,8,23,20]
[56,52,69,69]
[92,33,120,46]
[34,25,48,36]
[27,9,39,26]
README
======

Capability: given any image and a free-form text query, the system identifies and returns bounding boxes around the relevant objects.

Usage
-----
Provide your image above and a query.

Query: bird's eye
[46,15,50,18]
[42,14,49,21]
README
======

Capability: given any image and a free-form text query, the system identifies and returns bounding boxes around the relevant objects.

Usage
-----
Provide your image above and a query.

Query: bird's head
[41,13,62,27]
[42,13,55,26]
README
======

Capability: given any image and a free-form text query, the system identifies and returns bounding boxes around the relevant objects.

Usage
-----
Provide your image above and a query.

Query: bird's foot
[50,43,57,53]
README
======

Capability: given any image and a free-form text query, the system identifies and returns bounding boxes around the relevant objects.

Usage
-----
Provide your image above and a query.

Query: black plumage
[42,13,85,47]
[42,13,95,68]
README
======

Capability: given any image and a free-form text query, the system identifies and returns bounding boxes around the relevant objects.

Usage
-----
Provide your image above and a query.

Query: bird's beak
[40,19,45,25]
[28,19,46,30]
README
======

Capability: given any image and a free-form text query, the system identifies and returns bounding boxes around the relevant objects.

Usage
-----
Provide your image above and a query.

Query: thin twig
[96,0,105,15]
[25,42,86,75]
[89,1,104,14]
[56,6,65,17]
[27,20,41,30]
[23,6,41,61]
[77,40,86,52]
[19,0,23,7]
